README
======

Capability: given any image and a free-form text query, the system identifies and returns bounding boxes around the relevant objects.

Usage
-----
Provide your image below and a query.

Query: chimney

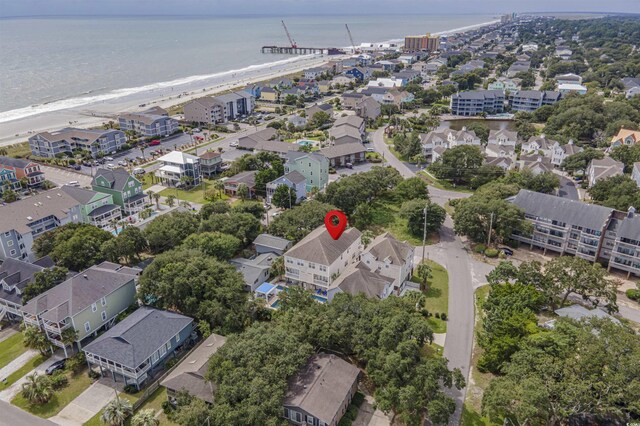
[628,206,636,218]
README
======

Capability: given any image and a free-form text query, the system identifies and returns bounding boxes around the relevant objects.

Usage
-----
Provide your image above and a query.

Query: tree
[394,177,429,202]
[271,184,297,209]
[231,201,265,219]
[309,111,331,128]
[1,188,18,202]
[544,256,617,312]
[22,266,68,303]
[166,194,176,207]
[172,399,213,426]
[33,223,114,271]
[199,200,230,220]
[200,212,261,245]
[22,325,51,356]
[143,211,199,254]
[393,132,422,159]
[182,232,241,260]
[466,122,490,143]
[609,144,640,172]
[588,174,640,211]
[138,248,248,332]
[269,200,335,242]
[351,203,375,229]
[415,262,433,290]
[101,397,133,426]
[504,169,560,194]
[452,196,530,244]
[562,147,604,175]
[482,318,640,426]
[269,255,284,278]
[236,183,249,200]
[428,145,484,185]
[21,373,53,404]
[400,200,446,237]
[101,226,148,265]
[131,409,159,426]
[469,165,505,190]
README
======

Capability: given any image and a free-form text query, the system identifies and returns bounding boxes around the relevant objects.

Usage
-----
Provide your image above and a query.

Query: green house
[60,185,122,230]
[284,151,329,192]
[92,168,148,216]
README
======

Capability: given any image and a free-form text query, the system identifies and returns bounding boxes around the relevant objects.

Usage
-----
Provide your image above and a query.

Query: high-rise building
[403,34,440,52]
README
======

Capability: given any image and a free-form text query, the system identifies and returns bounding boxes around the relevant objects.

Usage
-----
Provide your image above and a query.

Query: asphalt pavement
[0,401,56,426]
[556,175,580,200]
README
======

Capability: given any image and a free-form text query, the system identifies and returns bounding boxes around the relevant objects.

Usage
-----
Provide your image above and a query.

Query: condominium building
[28,128,126,158]
[184,92,255,125]
[450,90,505,116]
[510,190,639,277]
[60,185,122,230]
[509,90,561,112]
[403,34,440,51]
[118,107,178,137]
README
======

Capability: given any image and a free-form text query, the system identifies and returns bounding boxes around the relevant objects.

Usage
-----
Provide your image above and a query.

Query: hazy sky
[1,0,639,17]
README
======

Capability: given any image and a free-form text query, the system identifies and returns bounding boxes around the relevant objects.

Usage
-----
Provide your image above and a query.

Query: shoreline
[0,18,499,149]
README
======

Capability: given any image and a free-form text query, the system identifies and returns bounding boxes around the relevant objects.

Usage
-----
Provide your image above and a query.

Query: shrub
[65,352,86,373]
[165,357,178,370]
[123,384,138,394]
[435,312,440,319]
[627,289,640,302]
[485,248,499,258]
[329,167,336,174]
[88,369,101,380]
[50,371,69,390]
[162,400,176,415]
[473,244,487,254]
[440,313,447,321]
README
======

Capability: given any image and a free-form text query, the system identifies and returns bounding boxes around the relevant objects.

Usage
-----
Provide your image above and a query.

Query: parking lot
[40,165,93,187]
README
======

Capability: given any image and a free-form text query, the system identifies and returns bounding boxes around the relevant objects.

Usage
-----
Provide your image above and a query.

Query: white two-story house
[360,232,415,296]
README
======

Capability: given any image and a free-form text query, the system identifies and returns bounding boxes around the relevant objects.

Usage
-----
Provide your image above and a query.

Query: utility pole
[487,212,494,246]
[422,202,428,264]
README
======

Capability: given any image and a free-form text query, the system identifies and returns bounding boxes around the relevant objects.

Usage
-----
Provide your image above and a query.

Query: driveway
[556,175,579,200]
[353,395,391,426]
[49,382,115,426]
[0,353,65,402]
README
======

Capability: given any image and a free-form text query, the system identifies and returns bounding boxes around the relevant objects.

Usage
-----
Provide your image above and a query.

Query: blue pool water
[312,295,328,303]
[297,140,314,146]
[271,300,281,309]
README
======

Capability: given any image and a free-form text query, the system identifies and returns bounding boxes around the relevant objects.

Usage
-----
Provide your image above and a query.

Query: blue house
[345,67,367,82]
[0,167,21,193]
[244,85,262,99]
[83,307,195,389]
[266,171,306,205]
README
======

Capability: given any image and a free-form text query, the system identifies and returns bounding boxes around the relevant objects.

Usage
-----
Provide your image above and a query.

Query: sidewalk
[0,325,18,343]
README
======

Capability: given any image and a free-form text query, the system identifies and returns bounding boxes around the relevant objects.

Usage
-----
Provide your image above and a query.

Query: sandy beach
[0,18,499,149]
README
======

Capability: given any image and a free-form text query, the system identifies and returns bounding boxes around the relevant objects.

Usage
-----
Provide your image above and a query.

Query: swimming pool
[271,300,281,309]
[312,295,328,303]
[296,140,314,147]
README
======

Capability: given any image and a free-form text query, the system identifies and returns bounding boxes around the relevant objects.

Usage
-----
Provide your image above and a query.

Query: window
[101,311,107,321]
[159,345,166,357]
[91,303,97,312]
[283,408,290,419]
[151,352,159,363]
[176,333,180,343]
[9,250,16,256]
[101,297,106,306]
[7,240,13,247]
[306,415,315,424]
[84,322,91,332]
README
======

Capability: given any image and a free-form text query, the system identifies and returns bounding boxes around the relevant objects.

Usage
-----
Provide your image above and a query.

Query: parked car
[149,140,161,146]
[133,168,145,175]
[67,180,80,187]
[193,128,201,133]
[105,156,114,161]
[106,164,115,170]
[118,161,127,166]
[45,359,66,375]
[366,148,375,152]
[70,164,81,170]
[346,163,353,169]
[230,141,239,147]
[498,247,514,256]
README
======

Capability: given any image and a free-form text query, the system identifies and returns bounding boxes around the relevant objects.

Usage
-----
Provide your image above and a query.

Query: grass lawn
[0,332,28,370]
[415,260,449,333]
[140,173,155,190]
[12,367,93,418]
[0,354,49,391]
[84,387,175,426]
[419,170,474,193]
[158,181,229,205]
[369,200,438,247]
[461,403,498,426]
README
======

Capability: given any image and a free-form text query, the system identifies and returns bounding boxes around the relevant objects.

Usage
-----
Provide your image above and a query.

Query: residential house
[237,128,279,151]
[555,73,583,85]
[331,74,357,87]
[28,128,125,159]
[550,140,582,167]
[0,157,45,187]
[317,80,332,95]
[558,83,587,95]
[91,168,147,216]
[0,256,53,321]
[161,333,226,405]
[610,128,640,149]
[118,107,178,137]
[184,92,254,125]
[198,151,223,178]
[360,232,414,296]
[355,97,381,121]
[230,253,277,292]
[0,167,22,193]
[521,135,558,157]
[328,126,362,146]
[224,171,257,198]
[254,140,301,159]
[283,353,360,426]
[304,67,327,80]
[328,262,394,301]
[450,90,505,116]
[0,190,85,261]
[155,151,202,187]
[260,86,280,103]
[555,47,573,60]
[60,185,122,230]
[320,143,367,167]
[23,262,139,356]
[632,162,640,187]
[485,143,516,164]
[586,157,624,187]
[306,103,334,120]
[608,208,640,277]
[485,156,514,171]
[288,115,308,128]
[381,89,415,107]
[253,234,293,256]
[393,70,421,85]
[506,61,531,78]
[519,155,554,175]
[84,307,194,389]
[284,151,329,192]
[452,59,485,76]
[420,127,481,162]
[341,92,365,110]
[487,78,519,92]
[626,87,640,99]
[284,226,362,292]
[488,129,517,146]
[243,84,262,99]
[333,115,365,136]
[266,171,306,205]
[360,86,390,104]
[509,90,562,112]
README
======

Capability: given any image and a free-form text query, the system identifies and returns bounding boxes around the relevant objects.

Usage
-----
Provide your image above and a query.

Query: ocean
[0,14,494,122]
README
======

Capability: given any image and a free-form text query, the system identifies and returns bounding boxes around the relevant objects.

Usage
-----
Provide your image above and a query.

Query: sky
[0,0,639,17]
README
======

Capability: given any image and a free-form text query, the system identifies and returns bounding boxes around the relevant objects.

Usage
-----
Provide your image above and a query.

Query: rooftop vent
[83,274,88,279]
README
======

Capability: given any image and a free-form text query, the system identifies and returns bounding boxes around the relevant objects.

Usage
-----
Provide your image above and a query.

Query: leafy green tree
[561,147,604,175]
[22,266,68,303]
[309,111,331,128]
[166,194,176,207]
[200,212,261,245]
[504,169,560,194]
[131,409,159,426]
[1,188,18,202]
[400,200,446,237]
[199,200,230,220]
[482,318,640,425]
[351,203,375,229]
[231,201,265,218]
[393,177,429,202]
[172,399,213,426]
[429,145,484,185]
[143,211,199,254]
[415,262,433,290]
[102,226,148,265]
[138,248,247,332]
[452,196,529,244]
[236,183,249,200]
[33,223,113,271]
[20,373,53,404]
[588,174,640,211]
[101,397,133,426]
[609,144,640,172]
[465,122,490,143]
[271,184,297,209]
[393,132,422,159]
[182,232,240,260]
[269,255,284,278]
[469,165,505,190]
[268,200,335,242]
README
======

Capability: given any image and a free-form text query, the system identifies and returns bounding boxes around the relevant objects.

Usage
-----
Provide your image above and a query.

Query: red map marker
[324,210,347,240]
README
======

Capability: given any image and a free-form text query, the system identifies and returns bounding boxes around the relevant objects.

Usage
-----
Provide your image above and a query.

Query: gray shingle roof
[0,258,49,305]
[60,185,105,205]
[511,189,613,231]
[22,262,138,322]
[286,226,361,265]
[253,233,292,251]
[366,232,412,266]
[0,190,81,234]
[0,156,34,169]
[331,262,393,298]
[83,307,193,369]
[92,168,135,192]
[618,214,640,241]
[319,142,366,159]
[284,353,360,425]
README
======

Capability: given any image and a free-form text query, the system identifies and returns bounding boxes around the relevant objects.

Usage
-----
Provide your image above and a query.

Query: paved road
[371,126,477,426]
[0,400,56,426]
[557,175,579,200]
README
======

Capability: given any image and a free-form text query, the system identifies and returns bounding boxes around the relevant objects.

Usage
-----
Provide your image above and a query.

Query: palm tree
[60,328,78,358]
[236,183,249,200]
[131,409,159,426]
[416,262,433,291]
[22,325,51,356]
[213,180,225,198]
[152,193,161,210]
[269,256,285,279]
[101,397,133,426]
[166,194,176,207]
[140,145,146,161]
[21,373,54,404]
